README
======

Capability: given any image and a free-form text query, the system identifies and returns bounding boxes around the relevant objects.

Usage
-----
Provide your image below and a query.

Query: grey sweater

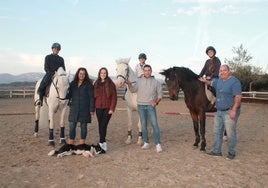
[129,76,162,105]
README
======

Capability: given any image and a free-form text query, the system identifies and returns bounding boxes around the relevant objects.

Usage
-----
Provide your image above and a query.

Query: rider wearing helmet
[37,42,65,106]
[135,53,147,78]
[199,46,221,81]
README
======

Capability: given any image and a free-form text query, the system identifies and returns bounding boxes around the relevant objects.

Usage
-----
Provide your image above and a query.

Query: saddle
[205,85,216,112]
[44,82,53,97]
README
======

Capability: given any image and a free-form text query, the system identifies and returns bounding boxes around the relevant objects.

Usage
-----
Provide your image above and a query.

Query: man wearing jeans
[199,65,242,159]
[126,64,163,153]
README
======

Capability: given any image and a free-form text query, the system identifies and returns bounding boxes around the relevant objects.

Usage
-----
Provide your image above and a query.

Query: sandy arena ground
[0,98,267,188]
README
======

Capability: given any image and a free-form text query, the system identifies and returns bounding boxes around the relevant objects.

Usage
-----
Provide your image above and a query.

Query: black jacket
[68,82,95,123]
[44,54,65,75]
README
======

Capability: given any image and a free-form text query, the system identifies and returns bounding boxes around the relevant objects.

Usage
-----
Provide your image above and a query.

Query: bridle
[116,65,136,84]
[52,73,69,101]
[167,71,180,93]
[116,66,129,82]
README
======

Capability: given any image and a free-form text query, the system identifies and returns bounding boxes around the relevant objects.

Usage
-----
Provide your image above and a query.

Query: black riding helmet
[206,46,216,55]
[138,53,147,60]
[52,43,61,51]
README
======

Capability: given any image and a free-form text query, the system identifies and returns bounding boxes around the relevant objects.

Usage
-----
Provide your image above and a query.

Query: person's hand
[198,77,206,83]
[108,110,114,114]
[125,80,131,87]
[230,110,236,120]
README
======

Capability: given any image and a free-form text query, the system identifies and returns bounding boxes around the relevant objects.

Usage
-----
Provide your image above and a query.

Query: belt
[218,108,230,111]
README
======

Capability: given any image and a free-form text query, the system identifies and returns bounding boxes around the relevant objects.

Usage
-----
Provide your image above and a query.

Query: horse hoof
[34,132,38,137]
[59,139,66,145]
[125,136,132,145]
[136,137,143,146]
[192,146,198,150]
[48,141,55,147]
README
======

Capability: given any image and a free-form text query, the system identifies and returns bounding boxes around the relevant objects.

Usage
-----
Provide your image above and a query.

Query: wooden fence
[0,88,267,101]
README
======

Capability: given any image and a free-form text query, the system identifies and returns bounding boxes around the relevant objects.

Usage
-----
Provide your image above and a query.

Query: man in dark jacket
[37,42,65,105]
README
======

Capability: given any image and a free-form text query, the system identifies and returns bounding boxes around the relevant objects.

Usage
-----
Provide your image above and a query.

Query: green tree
[224,44,265,91]
[224,44,253,73]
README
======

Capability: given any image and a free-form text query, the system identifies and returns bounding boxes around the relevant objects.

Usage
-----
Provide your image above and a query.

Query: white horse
[34,67,69,146]
[116,58,142,145]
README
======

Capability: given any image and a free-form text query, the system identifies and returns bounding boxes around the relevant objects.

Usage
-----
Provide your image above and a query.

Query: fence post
[9,90,12,98]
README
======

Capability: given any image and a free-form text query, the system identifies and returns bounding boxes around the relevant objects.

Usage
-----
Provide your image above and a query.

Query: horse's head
[160,67,180,101]
[53,67,69,103]
[115,57,131,88]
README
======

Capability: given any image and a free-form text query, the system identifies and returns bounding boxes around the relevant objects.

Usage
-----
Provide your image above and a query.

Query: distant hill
[0,72,164,85]
[0,72,45,84]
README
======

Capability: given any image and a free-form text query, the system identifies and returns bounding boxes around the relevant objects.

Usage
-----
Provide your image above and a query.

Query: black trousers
[96,108,112,143]
[38,73,53,95]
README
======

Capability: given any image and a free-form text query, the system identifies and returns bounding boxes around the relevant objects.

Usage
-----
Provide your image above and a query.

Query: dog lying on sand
[48,143,106,158]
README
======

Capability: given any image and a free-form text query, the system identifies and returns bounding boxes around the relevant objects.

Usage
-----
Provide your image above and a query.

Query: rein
[116,66,136,84]
[52,74,69,101]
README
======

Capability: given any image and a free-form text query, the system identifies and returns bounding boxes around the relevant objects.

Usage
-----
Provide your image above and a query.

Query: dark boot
[37,76,48,106]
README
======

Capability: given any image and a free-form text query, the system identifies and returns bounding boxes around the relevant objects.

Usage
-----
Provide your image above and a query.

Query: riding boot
[37,81,46,106]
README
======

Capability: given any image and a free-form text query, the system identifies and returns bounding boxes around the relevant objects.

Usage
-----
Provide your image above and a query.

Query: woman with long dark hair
[68,67,95,145]
[94,67,117,152]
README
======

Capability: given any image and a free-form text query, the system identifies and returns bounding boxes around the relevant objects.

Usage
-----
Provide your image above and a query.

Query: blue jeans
[138,105,161,144]
[213,109,240,155]
[69,122,88,140]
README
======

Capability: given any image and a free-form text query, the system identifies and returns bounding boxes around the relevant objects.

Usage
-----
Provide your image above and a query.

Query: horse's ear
[159,70,165,75]
[126,57,131,63]
[116,57,131,64]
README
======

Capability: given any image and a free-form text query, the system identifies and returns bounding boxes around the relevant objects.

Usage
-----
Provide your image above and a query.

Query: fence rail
[0,88,268,101]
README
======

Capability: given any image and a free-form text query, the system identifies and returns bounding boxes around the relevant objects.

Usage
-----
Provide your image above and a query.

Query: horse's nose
[117,81,124,88]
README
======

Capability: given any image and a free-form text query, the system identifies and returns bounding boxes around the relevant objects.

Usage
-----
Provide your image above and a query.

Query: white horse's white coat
[116,58,142,145]
[34,67,69,145]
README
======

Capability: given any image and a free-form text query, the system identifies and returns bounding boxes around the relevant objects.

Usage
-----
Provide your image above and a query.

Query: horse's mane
[173,66,199,80]
[55,67,66,76]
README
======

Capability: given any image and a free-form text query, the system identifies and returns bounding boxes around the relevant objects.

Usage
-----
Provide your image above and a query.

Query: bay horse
[34,67,69,146]
[115,57,143,145]
[160,67,215,151]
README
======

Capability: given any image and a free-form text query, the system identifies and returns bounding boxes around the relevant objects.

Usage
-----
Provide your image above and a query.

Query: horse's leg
[190,112,200,148]
[48,107,55,146]
[199,112,207,151]
[59,104,67,145]
[125,107,133,144]
[137,117,143,146]
[34,105,40,137]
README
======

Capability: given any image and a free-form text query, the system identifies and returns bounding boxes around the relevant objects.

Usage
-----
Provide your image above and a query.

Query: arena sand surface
[0,98,267,188]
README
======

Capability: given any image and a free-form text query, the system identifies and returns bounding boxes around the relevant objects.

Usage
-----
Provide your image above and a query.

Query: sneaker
[156,144,162,153]
[226,153,235,160]
[141,142,150,149]
[102,142,107,151]
[99,142,107,151]
[207,151,222,156]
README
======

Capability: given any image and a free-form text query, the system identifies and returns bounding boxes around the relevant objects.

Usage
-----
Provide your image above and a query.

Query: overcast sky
[1,0,267,78]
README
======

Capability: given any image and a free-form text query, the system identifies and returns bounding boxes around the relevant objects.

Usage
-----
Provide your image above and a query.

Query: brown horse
[160,67,215,151]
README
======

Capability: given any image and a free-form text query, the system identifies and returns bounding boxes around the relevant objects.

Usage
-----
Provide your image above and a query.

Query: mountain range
[0,72,164,85]
[0,72,45,84]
